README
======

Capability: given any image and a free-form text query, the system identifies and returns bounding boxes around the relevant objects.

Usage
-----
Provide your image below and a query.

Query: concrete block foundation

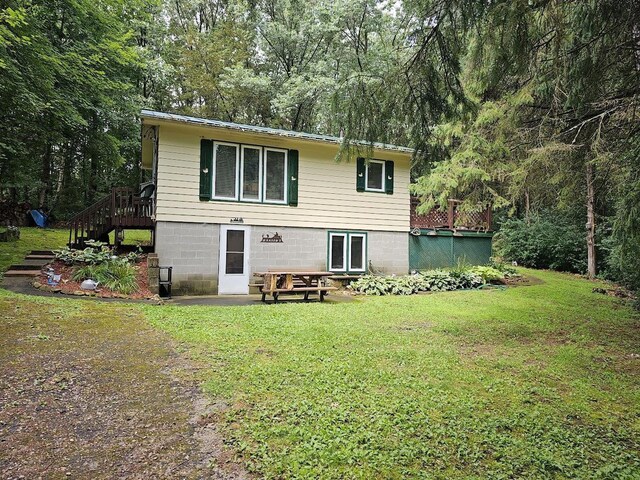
[154,221,409,295]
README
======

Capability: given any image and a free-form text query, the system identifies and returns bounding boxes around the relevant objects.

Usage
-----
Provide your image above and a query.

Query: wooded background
[1,0,639,290]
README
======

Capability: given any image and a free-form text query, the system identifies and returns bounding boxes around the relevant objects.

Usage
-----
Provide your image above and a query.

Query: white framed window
[328,231,367,273]
[240,145,262,202]
[264,148,288,204]
[213,142,239,200]
[365,160,385,192]
[329,233,348,272]
[348,233,366,272]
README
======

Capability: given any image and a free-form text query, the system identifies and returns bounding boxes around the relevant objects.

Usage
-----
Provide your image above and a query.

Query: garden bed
[33,258,155,299]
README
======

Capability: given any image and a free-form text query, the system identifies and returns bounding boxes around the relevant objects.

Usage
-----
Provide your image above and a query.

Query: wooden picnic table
[252,271,337,303]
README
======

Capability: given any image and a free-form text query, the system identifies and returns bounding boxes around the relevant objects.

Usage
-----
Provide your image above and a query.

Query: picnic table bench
[251,270,337,303]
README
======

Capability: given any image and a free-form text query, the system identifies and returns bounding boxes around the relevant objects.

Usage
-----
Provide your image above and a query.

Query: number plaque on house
[230,217,244,224]
[261,232,283,243]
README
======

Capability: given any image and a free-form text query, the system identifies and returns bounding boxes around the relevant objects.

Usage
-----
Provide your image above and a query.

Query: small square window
[365,160,385,192]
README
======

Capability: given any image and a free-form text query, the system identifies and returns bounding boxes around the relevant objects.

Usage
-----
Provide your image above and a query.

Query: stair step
[4,270,42,277]
[25,254,55,260]
[30,250,54,255]
[20,259,50,266]
[8,264,45,271]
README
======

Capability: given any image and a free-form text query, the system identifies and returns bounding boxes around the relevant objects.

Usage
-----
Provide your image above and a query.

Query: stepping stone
[25,255,55,260]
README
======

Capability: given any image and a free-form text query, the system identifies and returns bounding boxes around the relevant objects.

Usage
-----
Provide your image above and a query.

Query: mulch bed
[35,258,155,299]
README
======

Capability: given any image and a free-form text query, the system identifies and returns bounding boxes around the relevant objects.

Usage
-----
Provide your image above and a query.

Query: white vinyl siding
[154,124,411,232]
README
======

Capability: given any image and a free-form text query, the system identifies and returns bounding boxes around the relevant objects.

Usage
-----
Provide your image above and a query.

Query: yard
[146,271,639,478]
[0,229,639,478]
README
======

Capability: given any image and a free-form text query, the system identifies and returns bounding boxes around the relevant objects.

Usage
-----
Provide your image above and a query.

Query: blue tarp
[30,209,48,228]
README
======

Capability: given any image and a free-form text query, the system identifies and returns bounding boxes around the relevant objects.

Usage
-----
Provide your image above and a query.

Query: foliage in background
[493,215,587,273]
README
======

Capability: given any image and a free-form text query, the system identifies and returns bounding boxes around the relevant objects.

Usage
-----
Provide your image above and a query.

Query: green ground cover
[146,270,639,479]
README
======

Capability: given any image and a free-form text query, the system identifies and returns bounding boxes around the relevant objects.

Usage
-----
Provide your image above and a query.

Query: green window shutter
[356,157,366,192]
[288,149,299,206]
[199,139,213,200]
[385,160,394,194]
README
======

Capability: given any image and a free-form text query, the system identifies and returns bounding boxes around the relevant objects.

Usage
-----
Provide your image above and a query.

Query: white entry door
[218,225,251,294]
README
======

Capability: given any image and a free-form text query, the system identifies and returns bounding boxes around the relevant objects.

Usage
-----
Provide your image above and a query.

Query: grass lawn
[145,270,640,479]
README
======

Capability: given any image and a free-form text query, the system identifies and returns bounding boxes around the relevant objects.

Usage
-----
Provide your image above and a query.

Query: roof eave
[140,109,414,155]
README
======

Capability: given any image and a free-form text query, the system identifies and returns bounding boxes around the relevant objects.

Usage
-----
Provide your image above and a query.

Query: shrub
[349,268,486,296]
[493,214,586,273]
[54,240,113,265]
[469,266,504,283]
[72,259,138,294]
[488,259,518,277]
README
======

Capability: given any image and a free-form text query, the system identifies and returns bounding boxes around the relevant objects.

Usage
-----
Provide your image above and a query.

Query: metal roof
[140,109,414,154]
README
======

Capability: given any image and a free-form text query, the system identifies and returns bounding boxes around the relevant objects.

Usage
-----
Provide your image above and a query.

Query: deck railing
[68,187,154,247]
[410,198,492,231]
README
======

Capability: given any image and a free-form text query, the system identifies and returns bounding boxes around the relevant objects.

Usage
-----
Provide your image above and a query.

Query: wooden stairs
[68,187,155,248]
[4,250,55,277]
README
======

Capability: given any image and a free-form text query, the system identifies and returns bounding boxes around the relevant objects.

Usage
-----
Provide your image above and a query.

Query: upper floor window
[365,160,385,192]
[213,142,239,200]
[264,148,287,203]
[356,158,394,194]
[208,141,288,204]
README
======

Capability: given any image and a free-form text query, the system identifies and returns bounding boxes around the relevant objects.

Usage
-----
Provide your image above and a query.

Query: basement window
[328,232,367,273]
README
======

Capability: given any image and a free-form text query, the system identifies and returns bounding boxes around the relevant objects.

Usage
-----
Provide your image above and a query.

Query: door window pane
[330,234,345,270]
[366,162,383,191]
[215,144,238,198]
[242,148,261,200]
[225,230,244,274]
[226,253,244,274]
[265,150,286,202]
[350,235,364,270]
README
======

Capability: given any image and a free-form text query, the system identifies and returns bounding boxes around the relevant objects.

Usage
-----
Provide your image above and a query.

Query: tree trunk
[39,141,52,208]
[586,162,597,278]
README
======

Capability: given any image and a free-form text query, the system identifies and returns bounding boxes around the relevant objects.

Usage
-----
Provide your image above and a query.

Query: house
[139,110,413,295]
[67,110,493,295]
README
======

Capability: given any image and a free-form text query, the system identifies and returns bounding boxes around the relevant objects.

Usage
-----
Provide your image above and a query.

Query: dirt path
[0,292,250,480]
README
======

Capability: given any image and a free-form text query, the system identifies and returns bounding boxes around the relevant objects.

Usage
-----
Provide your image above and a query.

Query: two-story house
[139,110,413,295]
